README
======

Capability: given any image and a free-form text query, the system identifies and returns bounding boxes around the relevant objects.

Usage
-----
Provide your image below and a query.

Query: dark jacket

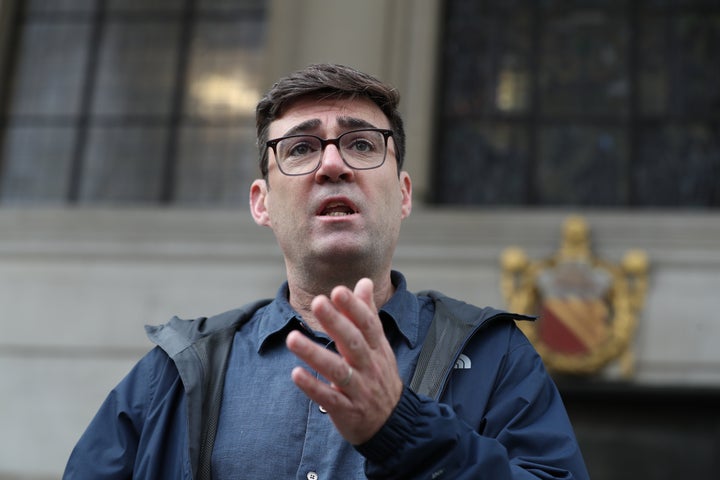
[64,293,589,479]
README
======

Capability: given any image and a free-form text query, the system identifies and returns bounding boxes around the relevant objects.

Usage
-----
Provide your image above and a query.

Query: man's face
[250,96,412,277]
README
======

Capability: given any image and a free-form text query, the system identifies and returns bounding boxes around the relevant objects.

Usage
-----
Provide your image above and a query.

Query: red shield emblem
[539,296,610,355]
[537,261,612,356]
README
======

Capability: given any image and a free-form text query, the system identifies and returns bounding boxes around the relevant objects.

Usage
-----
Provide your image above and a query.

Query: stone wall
[1,207,718,478]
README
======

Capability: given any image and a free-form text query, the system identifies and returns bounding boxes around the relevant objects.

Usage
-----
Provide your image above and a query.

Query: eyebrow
[338,116,377,130]
[281,119,321,138]
[280,116,379,138]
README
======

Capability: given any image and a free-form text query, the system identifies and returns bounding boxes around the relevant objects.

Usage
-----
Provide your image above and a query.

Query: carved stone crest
[501,216,649,376]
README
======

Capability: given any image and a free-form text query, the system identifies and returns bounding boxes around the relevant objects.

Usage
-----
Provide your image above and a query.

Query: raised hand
[285,278,404,445]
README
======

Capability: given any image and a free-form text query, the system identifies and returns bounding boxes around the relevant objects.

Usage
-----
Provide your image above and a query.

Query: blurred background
[0,0,718,478]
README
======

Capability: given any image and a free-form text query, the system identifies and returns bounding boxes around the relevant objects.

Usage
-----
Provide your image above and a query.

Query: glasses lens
[272,129,389,175]
[339,130,387,169]
[276,136,322,175]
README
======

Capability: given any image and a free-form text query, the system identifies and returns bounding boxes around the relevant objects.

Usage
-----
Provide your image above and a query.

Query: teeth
[320,201,355,216]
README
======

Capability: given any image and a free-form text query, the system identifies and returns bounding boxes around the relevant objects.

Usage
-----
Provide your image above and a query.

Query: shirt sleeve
[356,323,590,480]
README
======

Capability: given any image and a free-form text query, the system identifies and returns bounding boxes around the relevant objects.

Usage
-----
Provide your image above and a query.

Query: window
[0,0,267,206]
[434,0,720,207]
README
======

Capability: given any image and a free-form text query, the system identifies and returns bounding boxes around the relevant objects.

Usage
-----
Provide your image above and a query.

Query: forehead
[269,96,390,138]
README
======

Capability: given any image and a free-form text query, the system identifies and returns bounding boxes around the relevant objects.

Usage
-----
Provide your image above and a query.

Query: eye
[289,142,312,156]
[352,138,374,152]
[281,137,319,159]
[342,132,379,155]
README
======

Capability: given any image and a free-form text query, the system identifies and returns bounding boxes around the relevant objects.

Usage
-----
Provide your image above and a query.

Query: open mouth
[318,200,358,217]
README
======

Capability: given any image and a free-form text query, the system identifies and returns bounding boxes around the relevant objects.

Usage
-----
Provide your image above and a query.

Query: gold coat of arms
[501,216,649,376]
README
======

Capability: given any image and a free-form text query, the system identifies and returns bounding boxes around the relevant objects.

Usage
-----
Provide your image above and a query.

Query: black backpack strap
[196,300,271,480]
[409,291,481,400]
[408,291,533,400]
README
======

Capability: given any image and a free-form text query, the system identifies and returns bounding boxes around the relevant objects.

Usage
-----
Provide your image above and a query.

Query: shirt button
[318,405,327,413]
[307,472,319,480]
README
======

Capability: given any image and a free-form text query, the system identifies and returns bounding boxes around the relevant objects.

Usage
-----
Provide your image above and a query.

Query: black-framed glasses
[265,128,394,176]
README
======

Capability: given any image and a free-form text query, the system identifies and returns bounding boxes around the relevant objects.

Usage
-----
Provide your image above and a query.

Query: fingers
[289,364,352,414]
[286,277,388,395]
[351,277,375,307]
[286,331,355,411]
[310,294,363,364]
[286,331,356,389]
[313,278,385,355]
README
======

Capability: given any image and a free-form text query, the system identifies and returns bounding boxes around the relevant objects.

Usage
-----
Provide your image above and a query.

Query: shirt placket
[296,340,337,480]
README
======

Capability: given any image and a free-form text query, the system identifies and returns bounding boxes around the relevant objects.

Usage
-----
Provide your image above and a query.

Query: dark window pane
[540,10,630,116]
[175,124,257,205]
[435,122,529,204]
[185,18,266,119]
[198,0,267,14]
[0,125,74,204]
[540,0,628,8]
[442,1,533,116]
[106,0,183,13]
[25,0,96,14]
[91,22,180,117]
[645,0,720,7]
[640,15,720,116]
[537,126,627,205]
[8,23,90,117]
[638,16,669,115]
[79,125,167,203]
[634,124,720,206]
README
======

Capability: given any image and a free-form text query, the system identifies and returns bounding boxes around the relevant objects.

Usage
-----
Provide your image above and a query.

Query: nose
[314,143,355,183]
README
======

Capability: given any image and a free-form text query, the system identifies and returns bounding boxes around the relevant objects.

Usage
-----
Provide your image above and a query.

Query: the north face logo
[454,354,471,369]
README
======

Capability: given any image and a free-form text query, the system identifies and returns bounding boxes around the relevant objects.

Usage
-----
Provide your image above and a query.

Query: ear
[249,179,271,227]
[399,171,412,219]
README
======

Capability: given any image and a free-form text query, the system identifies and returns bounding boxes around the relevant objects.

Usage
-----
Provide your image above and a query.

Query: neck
[285,264,395,332]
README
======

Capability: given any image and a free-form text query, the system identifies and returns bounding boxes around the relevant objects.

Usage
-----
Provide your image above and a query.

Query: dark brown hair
[255,64,405,178]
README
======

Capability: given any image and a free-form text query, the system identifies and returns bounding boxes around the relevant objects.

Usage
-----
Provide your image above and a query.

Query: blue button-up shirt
[212,271,434,480]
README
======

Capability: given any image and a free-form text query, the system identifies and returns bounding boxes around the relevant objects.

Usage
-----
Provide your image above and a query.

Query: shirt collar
[379,270,421,348]
[255,270,421,352]
[254,283,302,353]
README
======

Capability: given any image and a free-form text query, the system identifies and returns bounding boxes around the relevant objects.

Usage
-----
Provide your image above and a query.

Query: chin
[318,244,367,261]
[309,242,374,266]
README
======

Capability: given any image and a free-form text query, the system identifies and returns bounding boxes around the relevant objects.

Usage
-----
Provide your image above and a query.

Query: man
[64,64,589,479]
